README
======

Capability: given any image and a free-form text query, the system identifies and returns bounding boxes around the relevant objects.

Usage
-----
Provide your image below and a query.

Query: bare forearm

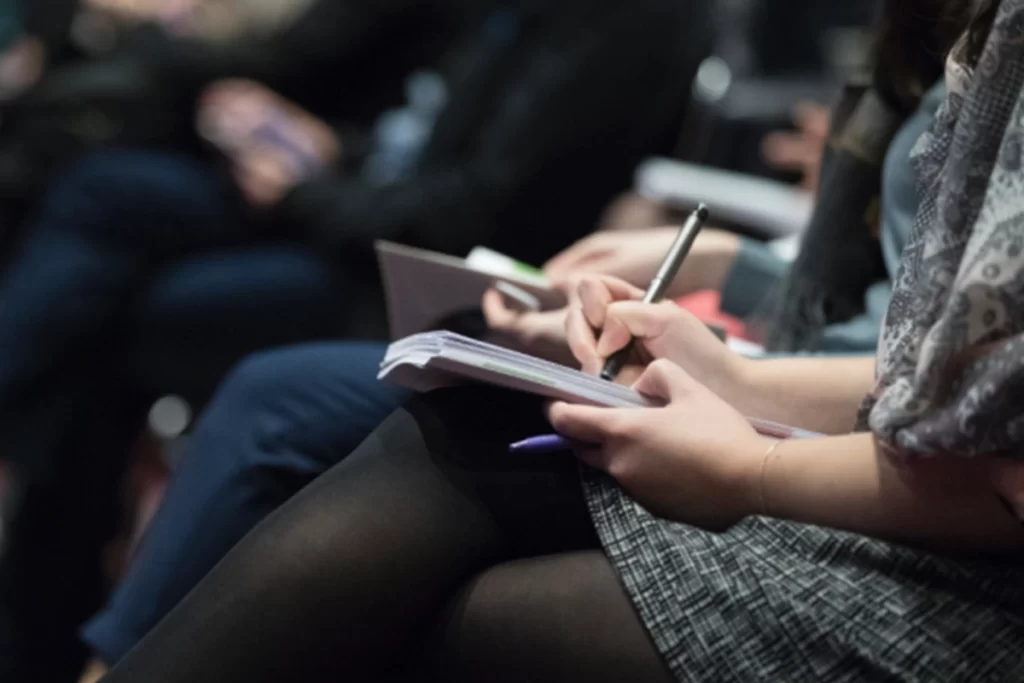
[755,433,1024,553]
[731,356,875,434]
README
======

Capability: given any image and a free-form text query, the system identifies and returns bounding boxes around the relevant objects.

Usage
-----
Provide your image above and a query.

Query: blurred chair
[672,0,877,178]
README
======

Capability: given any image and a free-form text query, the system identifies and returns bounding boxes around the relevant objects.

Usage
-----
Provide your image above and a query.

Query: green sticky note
[512,260,545,277]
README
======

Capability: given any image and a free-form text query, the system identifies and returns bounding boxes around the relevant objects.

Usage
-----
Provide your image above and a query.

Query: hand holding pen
[599,204,708,380]
[514,205,711,454]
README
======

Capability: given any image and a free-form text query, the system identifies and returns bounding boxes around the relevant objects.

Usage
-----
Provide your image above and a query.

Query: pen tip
[696,204,710,221]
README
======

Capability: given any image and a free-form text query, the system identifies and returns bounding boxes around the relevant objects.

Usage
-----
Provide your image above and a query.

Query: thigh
[81,343,411,667]
[402,388,599,557]
[422,551,673,683]
[188,342,412,473]
[131,248,347,404]
[37,148,244,251]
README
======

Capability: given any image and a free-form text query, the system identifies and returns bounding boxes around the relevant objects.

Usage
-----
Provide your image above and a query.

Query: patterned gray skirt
[582,474,1024,682]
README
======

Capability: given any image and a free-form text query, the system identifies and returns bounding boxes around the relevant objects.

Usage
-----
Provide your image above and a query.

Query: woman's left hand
[547,360,768,531]
[482,289,575,365]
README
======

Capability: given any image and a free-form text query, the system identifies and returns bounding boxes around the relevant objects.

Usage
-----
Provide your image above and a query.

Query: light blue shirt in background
[719,82,946,354]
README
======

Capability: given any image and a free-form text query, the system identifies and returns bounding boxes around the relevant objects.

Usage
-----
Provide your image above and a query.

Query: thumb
[481,288,519,331]
[595,300,675,357]
[631,359,698,403]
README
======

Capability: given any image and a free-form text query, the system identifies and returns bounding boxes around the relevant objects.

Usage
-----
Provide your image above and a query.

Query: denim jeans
[82,342,408,666]
[0,149,347,681]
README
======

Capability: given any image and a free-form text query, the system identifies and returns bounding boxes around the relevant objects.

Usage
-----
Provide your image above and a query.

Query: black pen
[600,203,710,382]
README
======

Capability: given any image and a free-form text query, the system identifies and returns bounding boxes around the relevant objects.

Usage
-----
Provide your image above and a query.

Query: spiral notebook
[379,331,821,439]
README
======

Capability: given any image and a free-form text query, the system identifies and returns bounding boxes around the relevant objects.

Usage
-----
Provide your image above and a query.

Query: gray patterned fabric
[863,0,1024,459]
[584,475,1024,682]
[584,5,1024,680]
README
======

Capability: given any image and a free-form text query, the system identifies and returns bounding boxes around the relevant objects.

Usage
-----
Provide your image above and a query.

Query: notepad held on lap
[375,241,565,339]
[380,331,820,439]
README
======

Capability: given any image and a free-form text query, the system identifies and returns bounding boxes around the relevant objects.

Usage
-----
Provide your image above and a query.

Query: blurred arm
[137,0,446,106]
[277,2,689,259]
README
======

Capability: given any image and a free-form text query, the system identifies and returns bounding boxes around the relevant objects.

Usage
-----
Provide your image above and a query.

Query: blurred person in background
[0,0,315,99]
[0,0,472,679]
[590,0,882,235]
[73,20,947,682]
[97,0,1024,679]
[0,0,464,245]
[0,1,710,680]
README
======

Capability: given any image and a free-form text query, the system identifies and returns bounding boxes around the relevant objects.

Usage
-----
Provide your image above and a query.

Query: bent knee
[213,346,330,416]
[199,344,392,470]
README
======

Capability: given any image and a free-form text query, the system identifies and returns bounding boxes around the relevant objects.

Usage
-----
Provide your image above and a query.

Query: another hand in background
[545,227,741,299]
[548,360,765,530]
[0,36,46,100]
[197,79,340,207]
[596,191,673,232]
[85,0,199,26]
[482,289,575,366]
[565,274,745,395]
[761,101,830,192]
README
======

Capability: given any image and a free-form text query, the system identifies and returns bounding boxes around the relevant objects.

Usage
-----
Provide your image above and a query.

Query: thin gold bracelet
[759,440,783,517]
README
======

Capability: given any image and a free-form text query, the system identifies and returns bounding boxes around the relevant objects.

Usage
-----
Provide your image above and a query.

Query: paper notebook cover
[380,331,821,439]
[375,241,566,340]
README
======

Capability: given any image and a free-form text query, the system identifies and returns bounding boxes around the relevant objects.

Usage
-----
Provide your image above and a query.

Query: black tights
[103,388,672,682]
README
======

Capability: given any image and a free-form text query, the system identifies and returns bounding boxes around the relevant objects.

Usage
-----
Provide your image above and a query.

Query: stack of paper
[381,331,649,408]
[380,331,821,439]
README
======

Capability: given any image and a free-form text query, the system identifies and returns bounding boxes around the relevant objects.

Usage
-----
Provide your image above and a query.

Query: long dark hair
[951,0,1001,64]
[873,0,1000,111]
[761,0,1001,352]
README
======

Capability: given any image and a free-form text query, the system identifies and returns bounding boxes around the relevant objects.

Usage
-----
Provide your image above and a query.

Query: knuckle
[604,415,636,440]
[648,358,676,375]
[606,455,634,482]
[548,406,572,433]
[578,274,603,292]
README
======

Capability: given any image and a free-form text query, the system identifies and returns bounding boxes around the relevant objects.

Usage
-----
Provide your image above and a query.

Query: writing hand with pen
[525,207,768,531]
[547,270,769,531]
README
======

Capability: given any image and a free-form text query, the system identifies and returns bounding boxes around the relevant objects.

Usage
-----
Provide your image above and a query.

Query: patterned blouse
[861,0,1024,462]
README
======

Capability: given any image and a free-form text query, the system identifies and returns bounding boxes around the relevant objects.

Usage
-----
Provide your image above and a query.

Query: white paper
[381,331,822,439]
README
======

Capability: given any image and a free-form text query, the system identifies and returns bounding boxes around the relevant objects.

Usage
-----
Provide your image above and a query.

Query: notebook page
[380,332,822,438]
[421,332,651,407]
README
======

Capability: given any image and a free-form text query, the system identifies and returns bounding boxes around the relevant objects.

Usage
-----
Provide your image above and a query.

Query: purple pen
[509,434,585,454]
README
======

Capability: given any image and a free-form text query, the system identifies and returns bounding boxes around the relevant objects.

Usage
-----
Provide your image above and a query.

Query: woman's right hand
[566,275,748,398]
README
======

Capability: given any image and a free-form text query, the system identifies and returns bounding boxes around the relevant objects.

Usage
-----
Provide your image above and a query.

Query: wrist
[710,351,759,413]
[733,436,779,520]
